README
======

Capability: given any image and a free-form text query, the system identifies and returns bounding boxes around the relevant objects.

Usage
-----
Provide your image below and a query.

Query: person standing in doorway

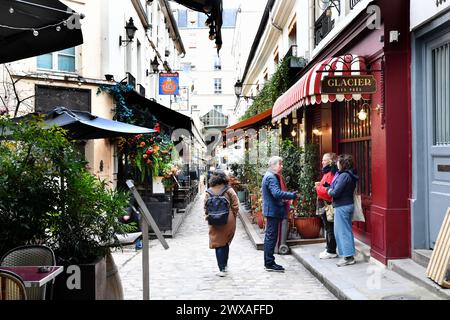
[261,156,298,272]
[326,154,359,267]
[204,170,240,277]
[315,153,338,259]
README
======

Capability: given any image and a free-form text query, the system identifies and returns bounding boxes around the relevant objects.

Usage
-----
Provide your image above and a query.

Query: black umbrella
[12,107,156,140]
[0,0,84,64]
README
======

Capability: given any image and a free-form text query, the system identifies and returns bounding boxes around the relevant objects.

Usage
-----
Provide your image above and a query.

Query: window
[177,10,187,28]
[432,42,450,145]
[37,47,76,72]
[223,9,237,27]
[214,105,222,112]
[214,78,222,94]
[214,55,221,70]
[273,47,279,65]
[191,105,198,110]
[288,16,297,48]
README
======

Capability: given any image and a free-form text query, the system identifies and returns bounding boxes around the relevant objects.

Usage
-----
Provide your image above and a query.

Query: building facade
[0,0,185,187]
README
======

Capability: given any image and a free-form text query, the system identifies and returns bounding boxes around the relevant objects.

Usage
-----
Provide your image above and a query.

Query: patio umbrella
[13,107,156,140]
[0,0,84,64]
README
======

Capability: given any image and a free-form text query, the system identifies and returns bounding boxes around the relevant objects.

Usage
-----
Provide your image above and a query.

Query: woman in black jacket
[326,154,358,267]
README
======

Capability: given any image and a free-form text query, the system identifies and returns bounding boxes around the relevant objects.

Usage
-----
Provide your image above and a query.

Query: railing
[314,10,335,47]
[350,0,363,10]
[201,116,229,127]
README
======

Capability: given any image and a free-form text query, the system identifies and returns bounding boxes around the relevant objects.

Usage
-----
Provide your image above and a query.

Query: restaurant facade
[271,0,411,264]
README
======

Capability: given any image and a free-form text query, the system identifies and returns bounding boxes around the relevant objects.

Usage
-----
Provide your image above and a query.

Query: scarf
[322,164,338,175]
[275,173,290,215]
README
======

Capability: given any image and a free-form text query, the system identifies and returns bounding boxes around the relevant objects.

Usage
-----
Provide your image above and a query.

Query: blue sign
[159,72,179,95]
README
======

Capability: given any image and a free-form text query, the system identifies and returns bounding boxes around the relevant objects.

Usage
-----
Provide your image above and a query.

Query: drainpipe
[309,0,315,60]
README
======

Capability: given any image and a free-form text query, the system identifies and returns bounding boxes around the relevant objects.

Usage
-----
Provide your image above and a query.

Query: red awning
[225,108,272,131]
[272,54,371,123]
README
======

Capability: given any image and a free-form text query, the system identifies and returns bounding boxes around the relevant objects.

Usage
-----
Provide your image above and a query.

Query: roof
[225,108,272,131]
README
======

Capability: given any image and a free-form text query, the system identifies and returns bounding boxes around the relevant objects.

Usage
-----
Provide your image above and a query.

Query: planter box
[141,193,173,232]
[53,256,107,300]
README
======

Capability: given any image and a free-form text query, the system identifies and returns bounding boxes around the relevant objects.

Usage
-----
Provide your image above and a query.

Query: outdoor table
[0,266,63,288]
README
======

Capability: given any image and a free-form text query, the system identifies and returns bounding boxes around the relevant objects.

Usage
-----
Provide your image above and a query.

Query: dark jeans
[320,212,337,254]
[264,216,281,267]
[215,244,229,271]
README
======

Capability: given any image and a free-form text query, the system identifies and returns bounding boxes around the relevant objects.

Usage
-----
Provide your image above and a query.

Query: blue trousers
[215,244,229,271]
[264,216,281,267]
[334,204,355,257]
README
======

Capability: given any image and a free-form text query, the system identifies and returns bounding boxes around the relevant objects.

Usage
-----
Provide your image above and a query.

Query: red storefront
[272,0,411,264]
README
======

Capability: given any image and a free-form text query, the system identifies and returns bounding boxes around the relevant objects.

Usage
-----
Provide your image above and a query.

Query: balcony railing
[283,45,308,69]
[350,0,363,10]
[201,116,229,128]
[314,10,335,47]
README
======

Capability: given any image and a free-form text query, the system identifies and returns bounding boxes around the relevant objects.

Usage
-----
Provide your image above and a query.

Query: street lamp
[119,18,138,47]
[234,79,255,100]
[319,0,341,17]
[150,56,160,73]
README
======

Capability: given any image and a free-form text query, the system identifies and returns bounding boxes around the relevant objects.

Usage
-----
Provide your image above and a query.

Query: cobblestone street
[112,195,336,300]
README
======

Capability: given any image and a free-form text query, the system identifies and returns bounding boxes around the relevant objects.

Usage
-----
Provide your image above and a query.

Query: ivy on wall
[97,83,135,123]
[240,57,291,121]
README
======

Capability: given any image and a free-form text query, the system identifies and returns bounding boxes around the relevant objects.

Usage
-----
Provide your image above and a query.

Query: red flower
[143,154,148,159]
[146,160,151,165]
[146,149,153,155]
[140,141,146,147]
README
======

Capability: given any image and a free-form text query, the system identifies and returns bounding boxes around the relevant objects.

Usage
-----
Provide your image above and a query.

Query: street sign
[159,72,179,95]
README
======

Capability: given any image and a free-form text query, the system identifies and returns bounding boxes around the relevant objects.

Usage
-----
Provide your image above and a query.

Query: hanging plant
[240,57,291,121]
[97,83,135,123]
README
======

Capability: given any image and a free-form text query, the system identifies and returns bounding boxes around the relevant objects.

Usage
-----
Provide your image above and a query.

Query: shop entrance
[334,100,372,244]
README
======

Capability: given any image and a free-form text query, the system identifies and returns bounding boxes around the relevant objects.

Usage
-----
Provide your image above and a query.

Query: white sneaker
[216,271,226,277]
[223,266,228,272]
[319,250,338,259]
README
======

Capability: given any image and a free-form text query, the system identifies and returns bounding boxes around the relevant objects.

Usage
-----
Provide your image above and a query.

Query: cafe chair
[0,269,27,300]
[0,245,56,300]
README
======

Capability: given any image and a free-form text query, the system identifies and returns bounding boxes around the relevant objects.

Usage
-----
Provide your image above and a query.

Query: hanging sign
[321,75,377,94]
[159,72,179,95]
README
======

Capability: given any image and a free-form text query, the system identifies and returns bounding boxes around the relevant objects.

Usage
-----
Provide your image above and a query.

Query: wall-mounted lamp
[119,18,138,47]
[291,129,297,137]
[150,56,160,74]
[358,103,370,121]
[320,0,341,17]
[234,79,256,100]
[313,128,323,136]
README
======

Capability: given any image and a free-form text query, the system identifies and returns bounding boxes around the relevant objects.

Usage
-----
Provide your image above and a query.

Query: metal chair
[0,245,56,300]
[0,270,27,300]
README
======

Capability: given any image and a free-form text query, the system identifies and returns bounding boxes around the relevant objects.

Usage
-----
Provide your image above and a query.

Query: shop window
[177,10,187,28]
[336,100,372,197]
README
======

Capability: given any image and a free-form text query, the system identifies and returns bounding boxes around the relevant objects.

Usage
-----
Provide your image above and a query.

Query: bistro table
[0,266,63,299]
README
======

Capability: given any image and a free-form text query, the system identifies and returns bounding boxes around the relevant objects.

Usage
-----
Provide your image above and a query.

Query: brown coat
[204,185,239,249]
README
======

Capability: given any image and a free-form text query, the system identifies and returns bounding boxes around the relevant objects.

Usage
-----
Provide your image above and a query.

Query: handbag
[324,204,334,222]
[352,188,365,222]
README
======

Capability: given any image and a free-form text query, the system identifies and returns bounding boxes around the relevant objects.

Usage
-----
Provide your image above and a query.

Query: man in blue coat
[261,156,297,272]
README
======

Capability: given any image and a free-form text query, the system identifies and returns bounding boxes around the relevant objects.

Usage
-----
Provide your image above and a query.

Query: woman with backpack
[204,170,240,277]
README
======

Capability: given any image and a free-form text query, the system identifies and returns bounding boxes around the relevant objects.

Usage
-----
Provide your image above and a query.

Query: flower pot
[294,216,322,239]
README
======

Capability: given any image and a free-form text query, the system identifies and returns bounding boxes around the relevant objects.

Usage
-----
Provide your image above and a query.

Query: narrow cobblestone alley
[113,195,336,300]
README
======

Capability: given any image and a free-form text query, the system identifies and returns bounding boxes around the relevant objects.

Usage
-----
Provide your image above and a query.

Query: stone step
[388,259,450,300]
[412,249,432,268]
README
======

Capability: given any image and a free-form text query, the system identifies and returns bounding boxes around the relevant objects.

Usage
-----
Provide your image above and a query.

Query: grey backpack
[205,186,230,225]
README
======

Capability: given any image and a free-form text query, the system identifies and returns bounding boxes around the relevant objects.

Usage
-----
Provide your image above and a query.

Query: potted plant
[0,117,134,300]
[294,144,322,239]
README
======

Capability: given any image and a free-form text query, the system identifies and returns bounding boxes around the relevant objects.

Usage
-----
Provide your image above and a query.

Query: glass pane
[60,47,75,55]
[58,55,75,72]
[37,54,52,69]
[178,10,187,28]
